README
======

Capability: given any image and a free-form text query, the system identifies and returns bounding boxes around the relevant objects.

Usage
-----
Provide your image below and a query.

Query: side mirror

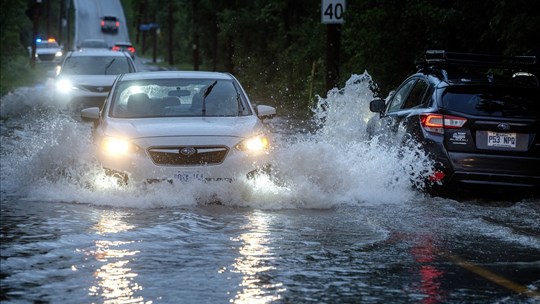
[81,107,100,122]
[256,104,276,120]
[369,98,386,113]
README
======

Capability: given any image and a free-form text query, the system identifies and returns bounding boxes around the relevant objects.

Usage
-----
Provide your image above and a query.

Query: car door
[383,77,428,127]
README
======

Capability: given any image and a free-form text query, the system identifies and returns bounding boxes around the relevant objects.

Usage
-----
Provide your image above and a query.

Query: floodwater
[1,74,539,303]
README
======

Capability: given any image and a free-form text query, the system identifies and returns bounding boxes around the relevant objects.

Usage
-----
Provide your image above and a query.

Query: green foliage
[4,0,539,111]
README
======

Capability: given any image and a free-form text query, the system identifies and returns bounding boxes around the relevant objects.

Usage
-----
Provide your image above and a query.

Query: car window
[387,79,416,113]
[61,56,133,75]
[80,40,108,48]
[402,79,429,109]
[37,42,60,49]
[110,79,252,118]
[441,86,540,118]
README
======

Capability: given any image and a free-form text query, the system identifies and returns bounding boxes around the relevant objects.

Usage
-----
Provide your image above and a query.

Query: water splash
[1,73,433,209]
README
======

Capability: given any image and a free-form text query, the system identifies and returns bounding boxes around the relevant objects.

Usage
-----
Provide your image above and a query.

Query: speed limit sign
[321,0,346,24]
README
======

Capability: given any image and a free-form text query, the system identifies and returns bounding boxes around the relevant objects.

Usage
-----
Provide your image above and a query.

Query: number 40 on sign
[321,0,346,24]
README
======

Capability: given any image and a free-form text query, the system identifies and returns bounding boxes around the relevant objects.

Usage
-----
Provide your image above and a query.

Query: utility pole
[192,0,199,70]
[29,0,43,68]
[152,15,157,63]
[326,24,341,91]
[168,1,174,66]
[45,0,51,37]
[321,0,345,93]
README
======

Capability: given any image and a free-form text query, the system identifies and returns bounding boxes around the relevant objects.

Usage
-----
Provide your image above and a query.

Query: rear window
[441,86,540,118]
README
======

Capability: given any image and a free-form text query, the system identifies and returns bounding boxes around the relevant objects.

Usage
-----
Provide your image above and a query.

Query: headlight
[55,51,63,57]
[101,137,137,156]
[56,79,73,93]
[236,134,270,154]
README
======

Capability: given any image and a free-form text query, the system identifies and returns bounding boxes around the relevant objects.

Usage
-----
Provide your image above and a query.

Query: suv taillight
[420,114,467,134]
[112,46,120,51]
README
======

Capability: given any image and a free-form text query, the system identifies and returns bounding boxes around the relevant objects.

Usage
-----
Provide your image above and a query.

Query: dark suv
[368,50,539,197]
[101,16,119,33]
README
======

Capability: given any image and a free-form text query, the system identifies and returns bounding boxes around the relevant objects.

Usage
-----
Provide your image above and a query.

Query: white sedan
[81,71,276,184]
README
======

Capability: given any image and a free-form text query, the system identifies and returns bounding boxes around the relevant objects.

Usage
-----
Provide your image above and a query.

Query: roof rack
[425,50,538,70]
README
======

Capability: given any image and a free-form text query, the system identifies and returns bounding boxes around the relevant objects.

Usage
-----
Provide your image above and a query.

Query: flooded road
[1,74,539,303]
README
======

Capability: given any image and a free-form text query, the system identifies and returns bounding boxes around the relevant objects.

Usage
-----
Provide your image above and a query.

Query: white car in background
[30,38,63,64]
[54,49,137,109]
[81,71,276,184]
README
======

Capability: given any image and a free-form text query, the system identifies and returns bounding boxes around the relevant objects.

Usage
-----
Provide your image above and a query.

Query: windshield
[441,86,540,118]
[61,56,132,75]
[37,42,60,49]
[109,78,252,118]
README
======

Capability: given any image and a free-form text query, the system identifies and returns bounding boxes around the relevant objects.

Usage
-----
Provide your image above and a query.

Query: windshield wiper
[202,80,217,116]
[236,92,245,115]
[104,58,116,74]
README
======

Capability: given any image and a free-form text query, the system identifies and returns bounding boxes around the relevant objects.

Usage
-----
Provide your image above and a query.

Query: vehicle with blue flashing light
[29,38,63,64]
[367,50,540,197]
[80,71,277,184]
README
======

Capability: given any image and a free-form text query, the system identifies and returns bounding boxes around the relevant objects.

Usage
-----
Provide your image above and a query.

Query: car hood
[58,74,118,86]
[104,116,265,139]
[37,49,61,55]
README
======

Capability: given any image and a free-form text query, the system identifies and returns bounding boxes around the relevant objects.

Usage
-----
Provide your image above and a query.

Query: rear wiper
[202,80,217,116]
[104,58,116,74]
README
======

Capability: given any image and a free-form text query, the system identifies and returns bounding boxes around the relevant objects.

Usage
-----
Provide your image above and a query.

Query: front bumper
[96,136,271,183]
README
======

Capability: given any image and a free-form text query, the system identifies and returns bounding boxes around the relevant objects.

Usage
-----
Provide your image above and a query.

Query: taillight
[420,113,467,134]
[428,170,445,182]
[116,21,120,27]
[128,47,135,53]
[101,21,104,26]
[112,46,120,51]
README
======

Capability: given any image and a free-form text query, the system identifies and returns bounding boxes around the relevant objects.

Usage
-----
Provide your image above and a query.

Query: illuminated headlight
[236,134,270,154]
[55,51,63,57]
[56,79,73,93]
[101,137,138,156]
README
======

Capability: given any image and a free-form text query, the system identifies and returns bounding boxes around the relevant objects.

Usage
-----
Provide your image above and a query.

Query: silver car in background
[54,49,137,109]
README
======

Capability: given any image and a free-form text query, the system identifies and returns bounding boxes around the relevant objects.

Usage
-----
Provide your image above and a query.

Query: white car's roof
[119,71,234,81]
[70,49,129,57]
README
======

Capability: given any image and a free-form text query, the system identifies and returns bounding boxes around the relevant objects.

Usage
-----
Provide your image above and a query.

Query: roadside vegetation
[121,0,540,114]
[2,0,539,113]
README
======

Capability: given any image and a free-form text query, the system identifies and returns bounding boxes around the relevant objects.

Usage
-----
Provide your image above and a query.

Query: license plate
[174,171,204,182]
[487,131,517,148]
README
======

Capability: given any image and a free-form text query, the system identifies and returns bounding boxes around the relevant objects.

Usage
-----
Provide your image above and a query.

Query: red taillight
[112,46,120,51]
[101,21,105,26]
[116,21,120,27]
[128,47,135,53]
[428,170,445,182]
[420,114,467,134]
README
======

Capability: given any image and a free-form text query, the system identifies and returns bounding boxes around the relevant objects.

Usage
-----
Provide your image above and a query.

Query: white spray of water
[0,73,433,209]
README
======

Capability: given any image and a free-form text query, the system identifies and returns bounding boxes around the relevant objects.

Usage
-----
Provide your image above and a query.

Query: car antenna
[202,80,217,116]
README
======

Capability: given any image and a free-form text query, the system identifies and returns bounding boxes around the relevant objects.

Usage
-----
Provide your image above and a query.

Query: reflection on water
[232,212,285,303]
[411,234,446,304]
[87,212,148,304]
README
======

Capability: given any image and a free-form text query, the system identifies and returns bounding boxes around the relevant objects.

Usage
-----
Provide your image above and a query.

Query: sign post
[322,0,345,92]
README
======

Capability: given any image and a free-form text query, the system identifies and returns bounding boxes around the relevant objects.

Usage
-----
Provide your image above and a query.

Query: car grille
[38,54,55,61]
[78,85,112,93]
[148,146,229,166]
